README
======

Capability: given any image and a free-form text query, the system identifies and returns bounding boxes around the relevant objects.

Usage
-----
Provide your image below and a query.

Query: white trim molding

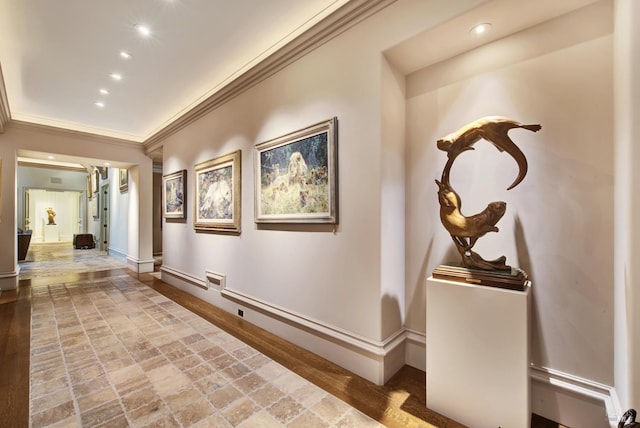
[143,0,396,152]
[530,365,622,427]
[221,285,406,385]
[221,286,401,357]
[0,269,19,290]
[126,256,155,273]
[7,120,144,148]
[0,63,11,133]
[108,247,128,261]
[161,265,207,290]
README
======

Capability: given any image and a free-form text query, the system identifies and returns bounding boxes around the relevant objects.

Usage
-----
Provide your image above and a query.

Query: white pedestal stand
[426,276,531,428]
[44,224,60,242]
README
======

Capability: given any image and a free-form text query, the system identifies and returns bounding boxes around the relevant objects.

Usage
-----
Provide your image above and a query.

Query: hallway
[0,243,563,427]
[1,243,451,427]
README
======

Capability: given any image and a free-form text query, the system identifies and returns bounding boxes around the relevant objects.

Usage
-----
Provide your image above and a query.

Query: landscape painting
[194,150,241,233]
[254,117,337,224]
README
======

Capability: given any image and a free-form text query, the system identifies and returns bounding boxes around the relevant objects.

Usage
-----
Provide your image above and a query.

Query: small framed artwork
[90,196,99,219]
[98,166,108,180]
[119,169,128,193]
[87,174,93,199]
[163,169,187,219]
[194,150,241,233]
[93,169,100,194]
[254,117,338,224]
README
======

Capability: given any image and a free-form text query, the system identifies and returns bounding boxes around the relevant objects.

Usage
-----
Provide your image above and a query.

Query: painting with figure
[163,170,186,219]
[198,166,232,219]
[194,150,241,233]
[254,118,338,224]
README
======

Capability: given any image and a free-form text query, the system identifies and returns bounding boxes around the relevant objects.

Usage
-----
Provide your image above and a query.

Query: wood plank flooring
[0,267,565,427]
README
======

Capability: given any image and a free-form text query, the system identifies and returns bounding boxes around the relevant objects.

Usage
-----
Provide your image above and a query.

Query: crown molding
[0,63,11,133]
[6,119,144,150]
[143,0,396,154]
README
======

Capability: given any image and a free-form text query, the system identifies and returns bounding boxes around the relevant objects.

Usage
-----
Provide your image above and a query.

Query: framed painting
[87,174,93,199]
[194,150,241,233]
[98,166,108,180]
[163,169,187,219]
[119,169,128,193]
[93,169,100,194]
[254,117,338,224]
[90,195,99,219]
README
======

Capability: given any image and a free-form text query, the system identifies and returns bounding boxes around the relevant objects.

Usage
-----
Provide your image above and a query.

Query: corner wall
[405,3,615,427]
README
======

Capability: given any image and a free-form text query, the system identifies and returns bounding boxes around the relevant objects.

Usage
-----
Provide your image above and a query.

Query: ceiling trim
[143,0,397,155]
[7,119,145,150]
[17,160,87,173]
[0,63,11,133]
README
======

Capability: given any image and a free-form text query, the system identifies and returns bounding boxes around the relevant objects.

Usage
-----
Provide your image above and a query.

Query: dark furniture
[17,229,32,261]
[73,234,95,249]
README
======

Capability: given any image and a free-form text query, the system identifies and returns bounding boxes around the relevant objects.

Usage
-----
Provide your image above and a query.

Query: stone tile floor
[19,242,128,280]
[28,244,382,427]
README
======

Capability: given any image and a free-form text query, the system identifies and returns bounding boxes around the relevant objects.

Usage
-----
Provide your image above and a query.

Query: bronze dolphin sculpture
[437,116,541,190]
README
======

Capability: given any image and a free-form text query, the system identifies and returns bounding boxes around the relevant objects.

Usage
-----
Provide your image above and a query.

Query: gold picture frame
[194,150,241,234]
[163,169,187,219]
[119,169,128,193]
[254,117,338,224]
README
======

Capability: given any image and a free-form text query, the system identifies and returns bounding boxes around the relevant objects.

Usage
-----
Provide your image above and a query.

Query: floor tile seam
[63,281,135,427]
[132,284,344,425]
[118,281,287,426]
[82,278,203,427]
[90,285,190,427]
[29,284,83,427]
[69,277,369,427]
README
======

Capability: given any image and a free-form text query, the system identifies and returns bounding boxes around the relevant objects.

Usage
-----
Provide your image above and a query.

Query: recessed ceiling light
[110,73,122,81]
[135,24,151,37]
[104,162,111,166]
[99,88,110,95]
[95,101,105,108]
[120,51,132,59]
[470,22,492,36]
[47,156,55,160]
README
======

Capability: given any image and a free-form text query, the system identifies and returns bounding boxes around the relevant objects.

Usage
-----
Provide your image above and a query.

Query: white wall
[108,168,129,259]
[614,0,640,413]
[160,0,487,383]
[16,165,87,232]
[404,3,615,426]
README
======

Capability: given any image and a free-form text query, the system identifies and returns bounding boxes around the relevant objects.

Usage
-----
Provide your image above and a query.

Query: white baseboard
[155,265,622,424]
[404,329,426,371]
[108,247,127,261]
[0,268,19,290]
[160,265,405,385]
[530,365,622,428]
[221,285,406,384]
[126,256,154,273]
[160,265,207,289]
[403,333,620,428]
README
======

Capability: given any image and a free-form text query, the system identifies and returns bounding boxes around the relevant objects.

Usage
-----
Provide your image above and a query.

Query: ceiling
[0,0,605,170]
[0,0,349,143]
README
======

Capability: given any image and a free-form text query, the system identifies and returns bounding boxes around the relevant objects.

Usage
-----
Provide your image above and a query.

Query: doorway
[24,188,81,242]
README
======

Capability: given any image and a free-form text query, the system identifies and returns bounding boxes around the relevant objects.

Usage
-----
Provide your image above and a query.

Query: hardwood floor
[0,286,31,427]
[0,267,565,427]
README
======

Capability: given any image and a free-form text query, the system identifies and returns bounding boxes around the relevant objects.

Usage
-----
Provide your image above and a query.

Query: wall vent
[205,270,226,291]
[50,177,62,184]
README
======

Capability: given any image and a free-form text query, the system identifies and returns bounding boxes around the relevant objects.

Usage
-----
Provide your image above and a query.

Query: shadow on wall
[381,293,402,338]
[514,214,547,366]
[406,238,433,329]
